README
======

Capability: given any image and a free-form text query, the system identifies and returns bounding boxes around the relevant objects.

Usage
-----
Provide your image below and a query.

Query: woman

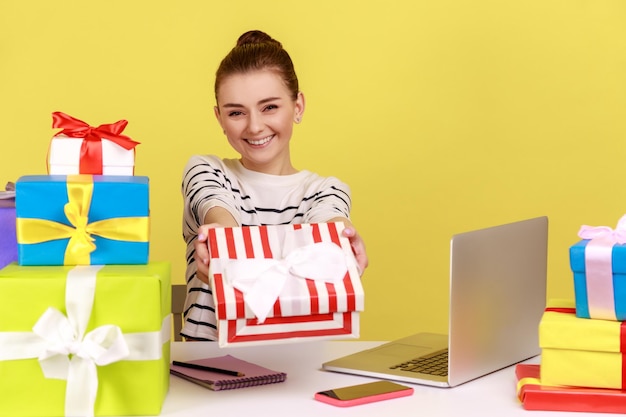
[181,30,368,340]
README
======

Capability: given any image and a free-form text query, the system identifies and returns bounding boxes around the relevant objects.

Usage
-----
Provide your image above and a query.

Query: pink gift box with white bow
[208,222,364,347]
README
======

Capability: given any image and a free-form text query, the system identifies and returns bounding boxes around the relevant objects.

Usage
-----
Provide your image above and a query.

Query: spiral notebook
[170,355,287,391]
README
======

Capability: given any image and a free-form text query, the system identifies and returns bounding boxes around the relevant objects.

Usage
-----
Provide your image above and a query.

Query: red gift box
[208,222,364,347]
[516,364,626,413]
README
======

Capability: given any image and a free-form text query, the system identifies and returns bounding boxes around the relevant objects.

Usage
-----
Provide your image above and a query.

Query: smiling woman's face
[214,69,305,175]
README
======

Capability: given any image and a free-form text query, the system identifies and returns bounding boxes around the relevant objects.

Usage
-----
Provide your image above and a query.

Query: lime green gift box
[0,262,171,417]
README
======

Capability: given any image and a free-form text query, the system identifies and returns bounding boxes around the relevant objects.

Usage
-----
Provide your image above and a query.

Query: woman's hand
[195,207,239,284]
[193,223,222,285]
[341,226,369,276]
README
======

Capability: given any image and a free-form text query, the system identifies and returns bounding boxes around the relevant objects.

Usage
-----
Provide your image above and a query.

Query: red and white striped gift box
[208,222,364,347]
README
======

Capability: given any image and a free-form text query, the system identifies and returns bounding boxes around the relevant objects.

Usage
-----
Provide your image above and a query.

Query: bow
[221,240,349,323]
[578,214,626,244]
[38,266,129,417]
[52,112,140,175]
[34,307,129,417]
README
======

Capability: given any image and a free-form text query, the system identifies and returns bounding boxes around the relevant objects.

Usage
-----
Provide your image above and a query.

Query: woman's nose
[246,112,264,134]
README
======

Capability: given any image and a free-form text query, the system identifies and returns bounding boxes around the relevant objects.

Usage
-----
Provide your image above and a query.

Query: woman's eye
[263,104,278,112]
[228,111,243,117]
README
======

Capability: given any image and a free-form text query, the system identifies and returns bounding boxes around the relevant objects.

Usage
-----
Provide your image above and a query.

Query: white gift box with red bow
[208,222,364,347]
[47,112,140,176]
[49,135,136,175]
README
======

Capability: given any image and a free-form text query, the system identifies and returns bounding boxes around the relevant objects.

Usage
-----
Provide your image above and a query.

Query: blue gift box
[0,203,17,269]
[570,239,626,320]
[16,175,149,265]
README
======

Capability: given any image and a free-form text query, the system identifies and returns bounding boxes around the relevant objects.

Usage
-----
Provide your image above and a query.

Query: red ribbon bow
[52,112,140,175]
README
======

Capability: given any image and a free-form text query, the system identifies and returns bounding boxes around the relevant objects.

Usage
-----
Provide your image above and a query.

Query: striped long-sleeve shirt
[180,154,352,340]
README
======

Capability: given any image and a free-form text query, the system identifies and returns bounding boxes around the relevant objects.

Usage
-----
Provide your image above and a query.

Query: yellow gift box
[539,299,626,389]
[0,262,171,417]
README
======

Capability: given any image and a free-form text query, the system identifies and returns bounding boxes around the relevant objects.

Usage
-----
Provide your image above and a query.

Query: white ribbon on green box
[0,265,170,417]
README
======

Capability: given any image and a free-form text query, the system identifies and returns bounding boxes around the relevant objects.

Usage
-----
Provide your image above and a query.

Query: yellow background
[1,1,625,341]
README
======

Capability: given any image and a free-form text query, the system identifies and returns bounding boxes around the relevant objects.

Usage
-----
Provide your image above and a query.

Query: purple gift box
[0,192,17,269]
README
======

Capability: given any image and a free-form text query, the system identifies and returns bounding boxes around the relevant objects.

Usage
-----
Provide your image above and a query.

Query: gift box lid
[16,174,147,186]
[0,262,170,331]
[570,240,626,274]
[539,299,624,353]
[209,223,365,322]
[516,364,626,413]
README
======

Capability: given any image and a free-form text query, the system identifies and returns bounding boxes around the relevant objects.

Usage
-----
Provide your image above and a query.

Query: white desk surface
[152,341,621,417]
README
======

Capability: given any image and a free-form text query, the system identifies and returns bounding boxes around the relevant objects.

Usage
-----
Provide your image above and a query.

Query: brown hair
[215,30,300,102]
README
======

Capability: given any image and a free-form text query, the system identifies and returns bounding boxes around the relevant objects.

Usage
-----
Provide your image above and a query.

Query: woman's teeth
[247,135,272,145]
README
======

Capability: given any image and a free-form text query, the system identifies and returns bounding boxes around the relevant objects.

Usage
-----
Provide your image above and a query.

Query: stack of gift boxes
[0,112,171,417]
[517,215,626,413]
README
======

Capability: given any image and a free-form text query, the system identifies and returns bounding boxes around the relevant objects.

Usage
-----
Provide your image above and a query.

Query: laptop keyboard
[389,349,449,376]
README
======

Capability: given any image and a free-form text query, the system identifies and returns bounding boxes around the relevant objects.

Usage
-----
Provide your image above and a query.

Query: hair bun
[216,29,299,102]
[236,30,282,48]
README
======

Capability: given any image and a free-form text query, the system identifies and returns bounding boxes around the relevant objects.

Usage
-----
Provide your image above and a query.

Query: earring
[295,117,301,124]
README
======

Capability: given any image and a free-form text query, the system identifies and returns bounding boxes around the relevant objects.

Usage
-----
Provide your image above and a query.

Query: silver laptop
[322,216,548,388]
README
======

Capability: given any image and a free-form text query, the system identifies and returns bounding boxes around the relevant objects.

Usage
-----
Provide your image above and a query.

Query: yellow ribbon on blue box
[0,262,171,417]
[16,175,149,265]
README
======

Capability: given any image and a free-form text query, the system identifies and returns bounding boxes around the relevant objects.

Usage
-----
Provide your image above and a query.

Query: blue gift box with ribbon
[570,215,626,321]
[16,175,149,266]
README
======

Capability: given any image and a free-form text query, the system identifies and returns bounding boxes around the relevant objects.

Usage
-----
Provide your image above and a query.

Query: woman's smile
[245,134,274,146]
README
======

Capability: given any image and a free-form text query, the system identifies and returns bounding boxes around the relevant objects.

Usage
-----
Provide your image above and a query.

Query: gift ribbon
[0,182,15,208]
[544,307,576,314]
[52,112,140,175]
[577,215,626,321]
[516,376,538,401]
[0,265,170,417]
[578,215,626,244]
[219,234,349,323]
[516,376,554,402]
[16,175,149,265]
